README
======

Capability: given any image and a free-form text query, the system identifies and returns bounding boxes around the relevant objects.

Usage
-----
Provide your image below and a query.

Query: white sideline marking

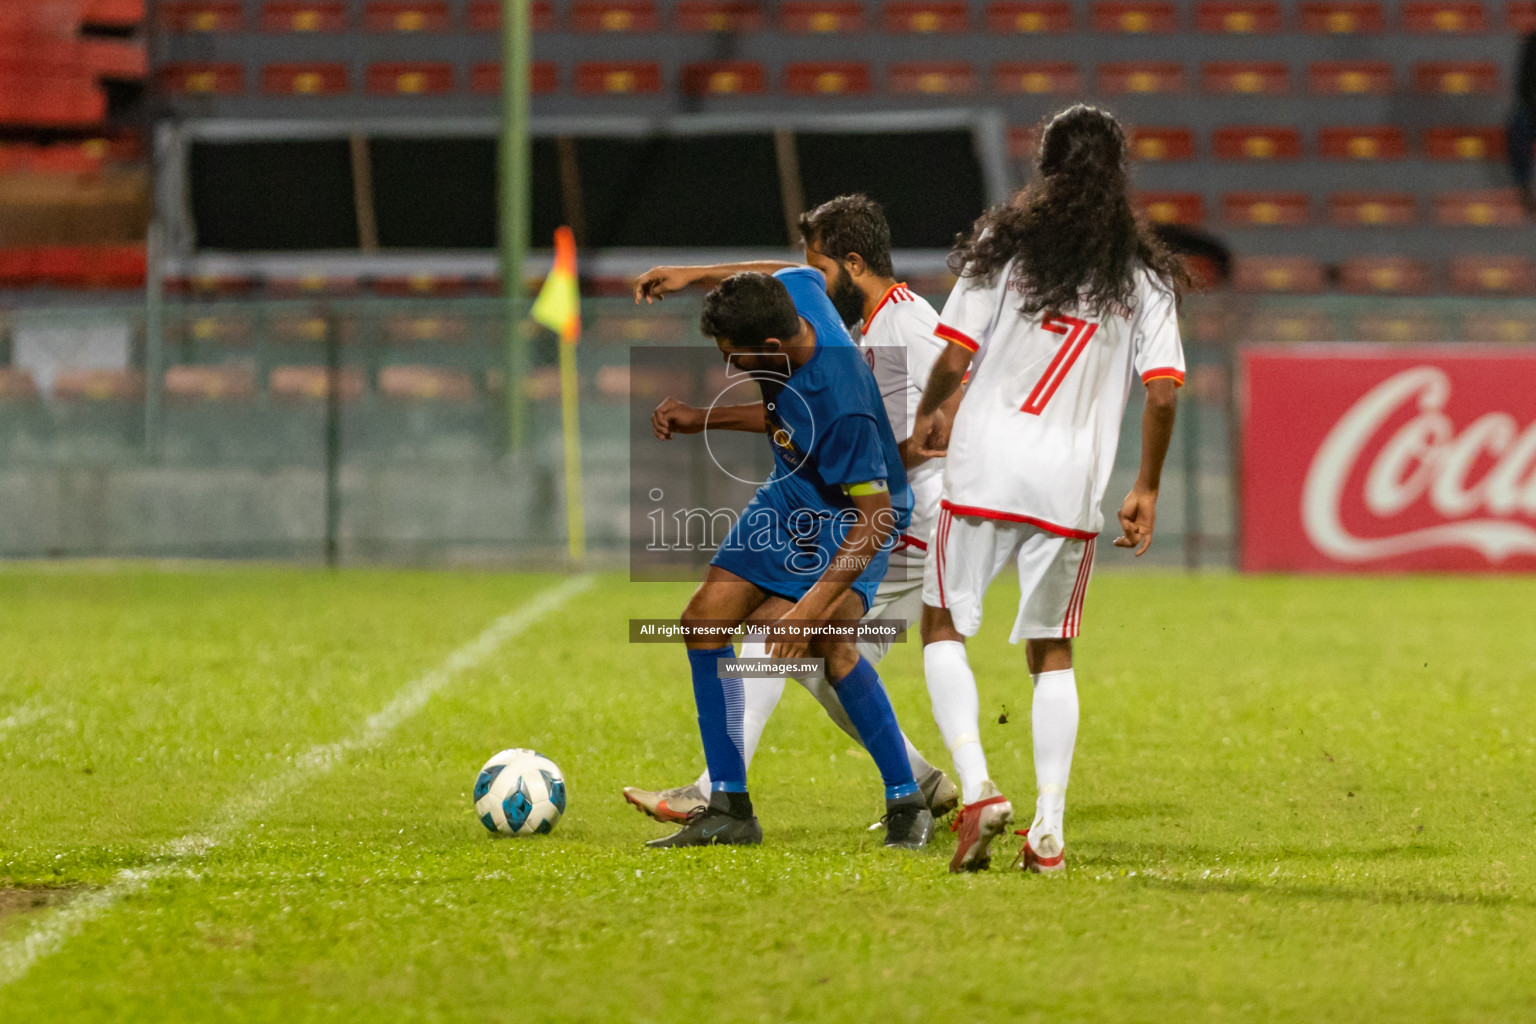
[0,699,46,740]
[0,574,595,989]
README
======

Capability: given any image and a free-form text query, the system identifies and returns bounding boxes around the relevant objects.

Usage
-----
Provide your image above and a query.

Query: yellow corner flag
[532,227,585,563]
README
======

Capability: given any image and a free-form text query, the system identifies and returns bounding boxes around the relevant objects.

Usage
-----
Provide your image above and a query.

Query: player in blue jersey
[645,267,935,850]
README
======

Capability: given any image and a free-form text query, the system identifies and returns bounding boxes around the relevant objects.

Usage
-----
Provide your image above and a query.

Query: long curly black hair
[948,104,1189,318]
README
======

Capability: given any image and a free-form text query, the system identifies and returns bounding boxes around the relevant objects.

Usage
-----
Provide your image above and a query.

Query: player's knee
[817,642,860,683]
[1026,638,1073,674]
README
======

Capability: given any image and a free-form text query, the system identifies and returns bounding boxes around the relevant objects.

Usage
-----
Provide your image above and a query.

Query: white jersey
[935,262,1185,537]
[857,282,948,553]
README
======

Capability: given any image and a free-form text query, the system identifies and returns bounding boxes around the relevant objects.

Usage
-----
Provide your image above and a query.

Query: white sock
[696,638,783,791]
[923,640,989,804]
[1031,668,1078,836]
[797,674,936,780]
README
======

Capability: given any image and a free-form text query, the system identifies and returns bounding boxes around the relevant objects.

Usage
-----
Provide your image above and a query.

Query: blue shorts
[709,488,892,613]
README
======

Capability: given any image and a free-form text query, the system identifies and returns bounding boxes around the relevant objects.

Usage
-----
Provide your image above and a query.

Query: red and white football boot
[1012,828,1066,874]
[947,780,1014,873]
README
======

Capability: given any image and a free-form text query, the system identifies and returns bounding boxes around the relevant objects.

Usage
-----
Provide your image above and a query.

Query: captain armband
[842,480,889,497]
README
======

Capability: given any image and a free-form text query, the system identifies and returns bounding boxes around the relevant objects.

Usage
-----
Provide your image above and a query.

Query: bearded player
[624,195,962,825]
[909,105,1189,873]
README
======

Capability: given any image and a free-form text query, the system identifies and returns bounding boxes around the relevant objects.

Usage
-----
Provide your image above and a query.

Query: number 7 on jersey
[1021,314,1098,415]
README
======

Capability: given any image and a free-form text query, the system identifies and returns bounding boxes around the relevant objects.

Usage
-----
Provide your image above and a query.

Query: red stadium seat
[1351,313,1445,345]
[1511,1,1536,29]
[1318,126,1405,160]
[1246,308,1340,343]
[268,366,365,402]
[0,368,38,402]
[889,61,976,94]
[1414,62,1500,95]
[466,0,556,30]
[781,2,867,32]
[994,62,1081,95]
[785,62,872,95]
[1098,61,1185,94]
[1462,311,1536,342]
[1131,127,1196,161]
[173,313,257,342]
[469,62,559,94]
[674,1,765,32]
[1329,192,1417,226]
[262,63,349,95]
[883,2,970,32]
[379,367,477,402]
[366,62,454,95]
[1195,2,1282,33]
[1339,257,1432,295]
[1213,126,1302,160]
[160,2,243,32]
[164,365,258,402]
[82,39,146,80]
[1450,255,1536,295]
[53,370,146,402]
[159,62,244,95]
[1298,1,1385,32]
[1309,60,1393,94]
[1093,2,1179,32]
[680,61,767,95]
[260,2,348,31]
[575,61,663,95]
[82,0,145,28]
[1232,256,1328,294]
[381,314,470,343]
[363,1,450,32]
[1138,192,1205,225]
[1224,192,1309,225]
[571,1,658,32]
[987,2,1074,33]
[1434,190,1525,226]
[1402,1,1488,31]
[1423,125,1504,160]
[1203,61,1288,94]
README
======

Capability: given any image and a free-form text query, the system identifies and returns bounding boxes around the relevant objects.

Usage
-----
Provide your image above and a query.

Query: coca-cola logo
[1302,366,1536,562]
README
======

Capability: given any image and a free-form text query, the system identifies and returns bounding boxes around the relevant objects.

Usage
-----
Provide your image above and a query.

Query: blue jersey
[711,267,912,609]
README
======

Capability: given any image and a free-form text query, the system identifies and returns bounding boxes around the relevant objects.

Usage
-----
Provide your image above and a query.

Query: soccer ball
[473,748,567,836]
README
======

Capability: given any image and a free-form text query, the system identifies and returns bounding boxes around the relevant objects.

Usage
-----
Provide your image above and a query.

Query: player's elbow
[1144,379,1179,414]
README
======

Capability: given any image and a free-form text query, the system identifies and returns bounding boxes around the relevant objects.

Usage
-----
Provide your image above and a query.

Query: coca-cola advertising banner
[1242,346,1536,572]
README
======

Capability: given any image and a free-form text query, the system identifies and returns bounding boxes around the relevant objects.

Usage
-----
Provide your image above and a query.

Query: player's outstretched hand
[633,266,691,304]
[651,397,705,440]
[1114,487,1157,556]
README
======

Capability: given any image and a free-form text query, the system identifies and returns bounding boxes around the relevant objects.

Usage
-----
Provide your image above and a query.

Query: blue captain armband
[842,480,889,497]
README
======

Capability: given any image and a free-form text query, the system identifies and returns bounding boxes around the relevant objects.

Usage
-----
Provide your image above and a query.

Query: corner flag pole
[499,0,531,452]
[532,227,585,562]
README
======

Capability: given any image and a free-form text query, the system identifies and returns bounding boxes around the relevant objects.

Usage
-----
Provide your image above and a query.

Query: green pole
[500,0,531,452]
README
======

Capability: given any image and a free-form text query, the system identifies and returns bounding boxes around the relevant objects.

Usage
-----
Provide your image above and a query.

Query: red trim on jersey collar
[935,323,979,352]
[939,500,1098,540]
[863,282,909,331]
[1141,367,1185,386]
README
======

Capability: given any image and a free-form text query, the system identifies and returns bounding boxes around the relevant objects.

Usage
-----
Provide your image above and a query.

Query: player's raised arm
[1114,377,1178,556]
[634,262,800,304]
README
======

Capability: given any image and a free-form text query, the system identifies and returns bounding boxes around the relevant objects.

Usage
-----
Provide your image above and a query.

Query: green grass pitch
[2,564,1535,1022]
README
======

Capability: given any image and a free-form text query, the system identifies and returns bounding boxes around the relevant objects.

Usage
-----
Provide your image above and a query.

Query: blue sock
[833,656,918,800]
[688,645,746,793]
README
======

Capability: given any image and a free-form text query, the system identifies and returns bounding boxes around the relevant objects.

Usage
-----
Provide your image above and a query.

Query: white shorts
[858,540,925,664]
[922,507,1096,643]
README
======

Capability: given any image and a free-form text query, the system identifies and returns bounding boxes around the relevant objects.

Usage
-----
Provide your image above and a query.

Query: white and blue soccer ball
[473,748,566,836]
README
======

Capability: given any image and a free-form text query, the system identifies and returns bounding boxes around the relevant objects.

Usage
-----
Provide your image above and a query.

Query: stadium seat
[1449,255,1536,294]
[366,62,454,95]
[363,1,450,32]
[268,366,365,402]
[160,2,243,32]
[1195,1,1282,33]
[883,2,970,32]
[1318,126,1405,160]
[1414,62,1500,95]
[673,1,765,32]
[595,365,631,402]
[1224,192,1309,225]
[680,61,767,95]
[575,62,663,95]
[0,367,37,402]
[1309,61,1393,95]
[260,2,349,32]
[82,0,145,28]
[1434,190,1525,226]
[466,0,556,30]
[263,63,349,95]
[1131,127,1195,161]
[1213,126,1302,160]
[785,62,872,96]
[994,62,1081,95]
[1351,312,1446,344]
[1461,311,1536,342]
[382,315,470,344]
[159,62,244,95]
[986,2,1074,33]
[1245,308,1339,343]
[471,62,560,94]
[373,274,475,296]
[522,366,561,401]
[1423,126,1504,160]
[1203,62,1288,94]
[53,370,146,401]
[379,366,476,402]
[172,314,256,343]
[1511,0,1536,30]
[781,2,867,32]
[1297,1,1385,32]
[164,365,258,402]
[1339,256,1432,294]
[1232,256,1327,293]
[82,39,146,80]
[889,62,976,94]
[1329,192,1417,226]
[571,1,658,32]
[1138,191,1205,224]
[1402,1,1487,32]
[1093,2,1179,33]
[0,247,35,287]
[1098,62,1185,94]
